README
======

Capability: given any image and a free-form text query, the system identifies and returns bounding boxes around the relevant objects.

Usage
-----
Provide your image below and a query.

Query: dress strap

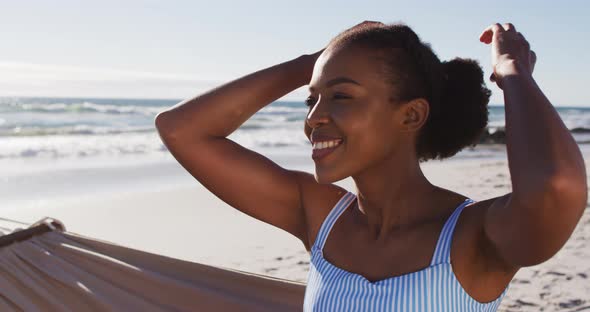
[313,191,356,253]
[430,198,477,266]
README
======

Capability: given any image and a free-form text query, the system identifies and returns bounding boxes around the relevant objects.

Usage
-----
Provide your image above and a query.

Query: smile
[312,139,343,161]
[312,139,343,150]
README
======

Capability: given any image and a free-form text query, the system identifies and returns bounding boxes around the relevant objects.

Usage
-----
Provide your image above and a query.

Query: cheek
[344,104,378,137]
[349,110,395,154]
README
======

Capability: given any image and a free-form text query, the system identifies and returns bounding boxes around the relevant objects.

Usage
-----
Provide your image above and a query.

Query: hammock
[0,217,306,312]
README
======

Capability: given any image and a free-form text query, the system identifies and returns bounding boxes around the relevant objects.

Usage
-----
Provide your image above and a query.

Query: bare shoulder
[455,195,518,271]
[292,170,350,252]
[452,194,520,302]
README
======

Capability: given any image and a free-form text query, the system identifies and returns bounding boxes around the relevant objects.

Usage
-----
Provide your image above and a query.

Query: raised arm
[155,50,323,249]
[478,23,587,268]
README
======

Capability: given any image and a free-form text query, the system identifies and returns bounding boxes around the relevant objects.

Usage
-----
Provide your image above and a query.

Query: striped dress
[303,191,509,311]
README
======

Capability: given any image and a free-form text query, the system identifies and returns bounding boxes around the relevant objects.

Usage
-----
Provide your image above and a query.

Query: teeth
[313,139,342,150]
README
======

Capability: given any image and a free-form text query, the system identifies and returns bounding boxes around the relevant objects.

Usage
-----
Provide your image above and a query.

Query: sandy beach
[1,143,589,311]
[3,0,590,309]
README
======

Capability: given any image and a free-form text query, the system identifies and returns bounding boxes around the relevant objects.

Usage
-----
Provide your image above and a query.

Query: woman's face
[304,44,417,184]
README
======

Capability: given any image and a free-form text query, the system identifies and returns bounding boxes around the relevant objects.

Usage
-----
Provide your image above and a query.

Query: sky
[0,0,588,106]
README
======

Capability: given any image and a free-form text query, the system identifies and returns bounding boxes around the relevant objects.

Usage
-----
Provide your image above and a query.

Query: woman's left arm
[479,23,587,268]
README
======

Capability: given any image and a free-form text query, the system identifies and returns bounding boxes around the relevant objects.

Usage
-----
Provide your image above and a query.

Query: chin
[314,167,345,184]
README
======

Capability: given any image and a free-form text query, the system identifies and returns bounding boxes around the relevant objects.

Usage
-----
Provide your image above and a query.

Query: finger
[355,21,383,28]
[503,23,516,32]
[479,23,505,44]
[362,20,384,25]
[530,50,537,73]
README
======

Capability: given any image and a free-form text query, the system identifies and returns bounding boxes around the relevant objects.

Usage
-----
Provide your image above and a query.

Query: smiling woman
[304,24,490,165]
[155,20,587,311]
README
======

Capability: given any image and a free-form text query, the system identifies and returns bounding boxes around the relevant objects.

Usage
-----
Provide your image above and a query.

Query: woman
[155,21,587,311]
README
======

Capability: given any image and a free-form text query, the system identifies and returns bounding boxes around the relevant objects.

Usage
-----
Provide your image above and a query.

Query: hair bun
[420,57,490,160]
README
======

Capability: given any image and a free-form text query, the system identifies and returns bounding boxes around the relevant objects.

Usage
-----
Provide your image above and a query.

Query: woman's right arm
[155,51,322,249]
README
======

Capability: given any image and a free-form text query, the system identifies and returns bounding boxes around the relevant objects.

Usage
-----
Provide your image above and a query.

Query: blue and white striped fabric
[303,191,509,311]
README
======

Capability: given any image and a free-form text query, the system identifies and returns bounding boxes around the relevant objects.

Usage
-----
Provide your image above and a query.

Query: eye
[305,96,317,107]
[333,93,351,100]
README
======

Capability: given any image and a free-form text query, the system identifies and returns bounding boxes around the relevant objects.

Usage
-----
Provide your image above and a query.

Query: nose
[305,98,330,129]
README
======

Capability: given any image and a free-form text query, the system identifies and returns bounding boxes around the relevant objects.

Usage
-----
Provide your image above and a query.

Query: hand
[479,23,537,89]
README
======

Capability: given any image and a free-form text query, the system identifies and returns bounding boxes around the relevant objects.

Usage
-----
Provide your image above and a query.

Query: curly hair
[327,22,491,162]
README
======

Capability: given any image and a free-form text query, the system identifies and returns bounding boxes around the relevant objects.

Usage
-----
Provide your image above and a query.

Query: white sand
[2,146,589,311]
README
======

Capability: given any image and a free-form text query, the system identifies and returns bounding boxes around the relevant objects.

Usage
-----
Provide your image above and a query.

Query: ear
[400,98,429,132]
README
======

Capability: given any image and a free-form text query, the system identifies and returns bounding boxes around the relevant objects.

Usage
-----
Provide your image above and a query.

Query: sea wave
[0,99,308,116]
[259,106,308,114]
[1,97,589,161]
[0,101,168,116]
[571,127,590,133]
[0,129,310,160]
[0,126,156,137]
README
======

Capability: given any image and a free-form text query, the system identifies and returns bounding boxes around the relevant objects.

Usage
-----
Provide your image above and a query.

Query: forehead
[309,45,387,89]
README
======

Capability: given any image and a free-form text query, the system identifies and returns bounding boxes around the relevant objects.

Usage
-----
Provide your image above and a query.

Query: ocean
[1,96,589,165]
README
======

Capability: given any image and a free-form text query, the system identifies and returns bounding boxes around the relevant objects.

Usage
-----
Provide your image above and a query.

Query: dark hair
[328,22,491,162]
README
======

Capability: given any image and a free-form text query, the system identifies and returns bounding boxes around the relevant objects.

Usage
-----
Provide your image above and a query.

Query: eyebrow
[308,77,362,92]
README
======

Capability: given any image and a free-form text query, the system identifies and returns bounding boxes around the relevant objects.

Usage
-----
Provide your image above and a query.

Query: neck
[351,150,438,243]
